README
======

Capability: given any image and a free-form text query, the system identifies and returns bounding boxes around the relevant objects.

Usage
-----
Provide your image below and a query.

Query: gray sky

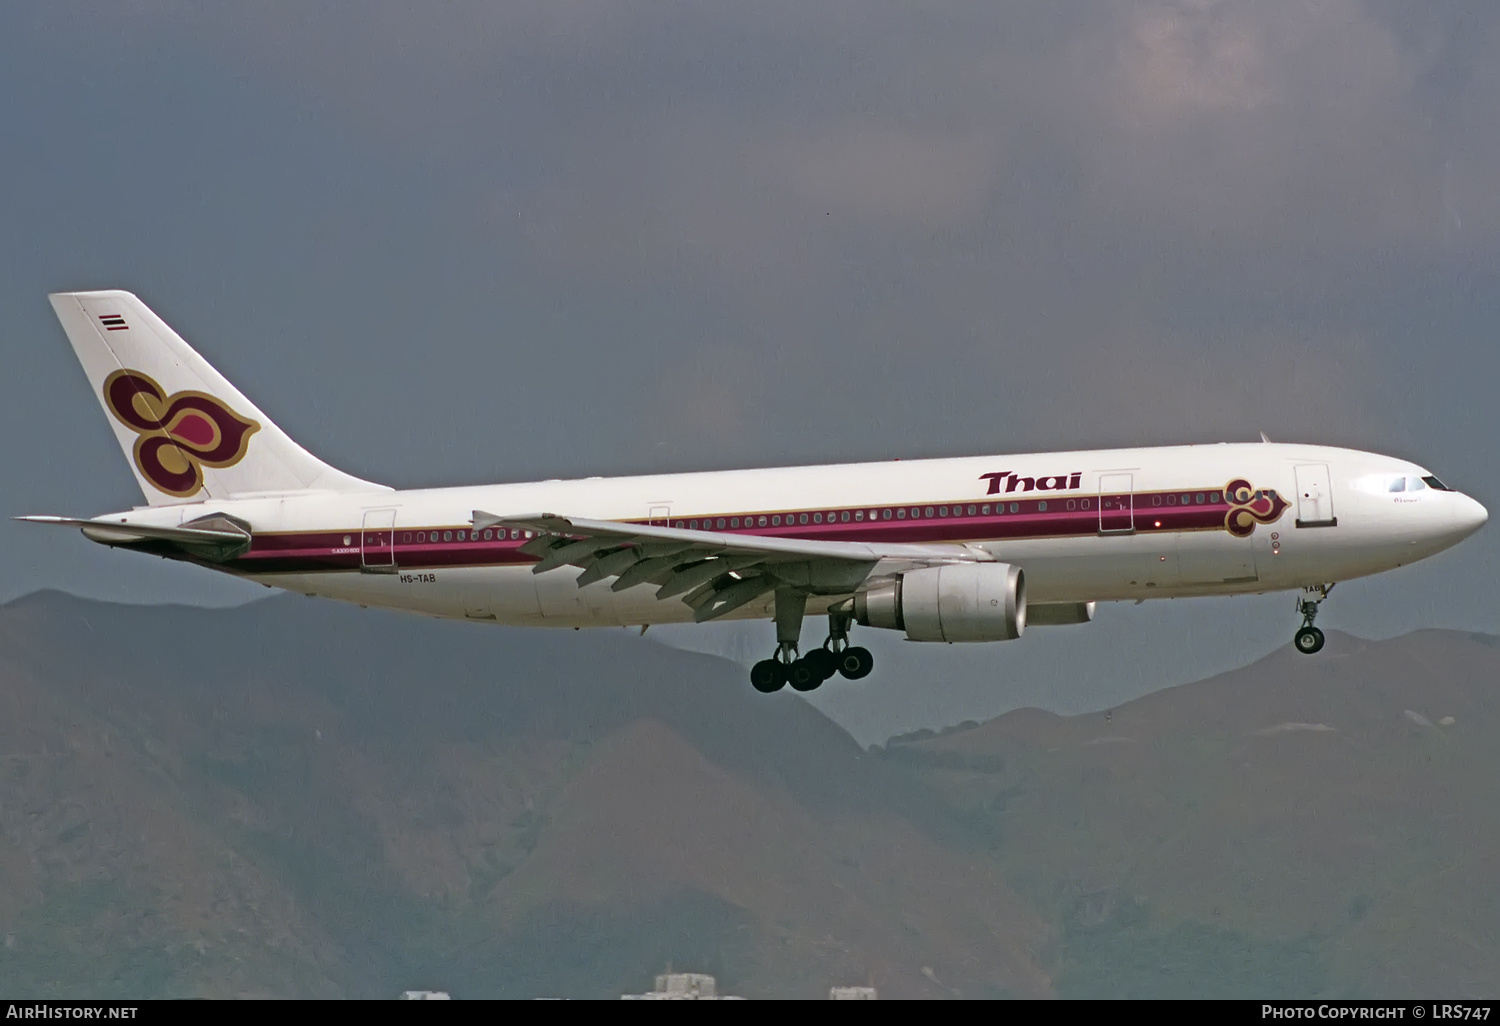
[4,2,1498,741]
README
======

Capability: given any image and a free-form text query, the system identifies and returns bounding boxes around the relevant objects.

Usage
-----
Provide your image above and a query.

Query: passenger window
[1210,492,1221,503]
[897,508,907,519]
[417,532,426,542]
[967,505,977,516]
[854,511,864,521]
[1166,495,1176,505]
[1181,494,1191,504]
[981,504,990,515]
[731,518,740,528]
[1152,496,1162,506]
[717,518,726,528]
[771,515,781,526]
[1010,502,1019,513]
[1066,500,1075,510]
[799,513,809,525]
[442,531,452,542]
[1081,499,1090,510]
[813,513,822,524]
[1195,494,1204,504]
[939,506,949,517]
[758,516,768,527]
[842,511,851,522]
[882,509,892,520]
[1038,501,1047,512]
[689,520,698,529]
[925,506,934,518]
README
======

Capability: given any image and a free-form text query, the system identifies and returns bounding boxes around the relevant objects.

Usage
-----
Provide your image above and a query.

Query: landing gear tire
[802,648,837,682]
[1292,584,1333,656]
[750,659,786,693]
[836,646,875,680]
[752,596,873,694]
[1294,626,1325,655]
[789,659,823,692]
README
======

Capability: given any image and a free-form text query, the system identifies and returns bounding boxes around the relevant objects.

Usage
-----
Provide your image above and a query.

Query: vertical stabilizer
[50,290,386,504]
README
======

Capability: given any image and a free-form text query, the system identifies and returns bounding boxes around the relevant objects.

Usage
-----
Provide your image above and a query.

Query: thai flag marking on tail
[99,314,128,331]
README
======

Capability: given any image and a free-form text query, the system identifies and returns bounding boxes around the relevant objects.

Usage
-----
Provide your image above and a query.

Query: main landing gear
[749,591,874,694]
[1293,583,1334,655]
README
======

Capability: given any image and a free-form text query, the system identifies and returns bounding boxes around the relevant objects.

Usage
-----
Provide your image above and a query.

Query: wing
[474,510,990,622]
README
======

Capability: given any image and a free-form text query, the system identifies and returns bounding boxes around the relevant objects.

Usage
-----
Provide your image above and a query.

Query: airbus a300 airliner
[22,291,1488,693]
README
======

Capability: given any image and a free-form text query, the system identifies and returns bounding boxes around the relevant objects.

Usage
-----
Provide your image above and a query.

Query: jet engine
[854,563,1026,642]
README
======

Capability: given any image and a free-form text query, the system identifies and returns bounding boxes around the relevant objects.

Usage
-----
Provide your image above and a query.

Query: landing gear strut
[748,593,875,693]
[824,605,874,681]
[1293,583,1334,655]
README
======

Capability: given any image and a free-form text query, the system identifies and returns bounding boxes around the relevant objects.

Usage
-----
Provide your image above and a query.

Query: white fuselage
[103,441,1487,631]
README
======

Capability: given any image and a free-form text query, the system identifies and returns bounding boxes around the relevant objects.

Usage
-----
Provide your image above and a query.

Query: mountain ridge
[1,590,1496,997]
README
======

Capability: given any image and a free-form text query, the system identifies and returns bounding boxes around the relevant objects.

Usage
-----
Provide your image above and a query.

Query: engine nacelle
[854,563,1026,642]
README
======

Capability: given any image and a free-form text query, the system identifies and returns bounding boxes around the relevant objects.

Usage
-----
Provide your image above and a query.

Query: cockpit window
[1423,475,1452,491]
[1409,476,1426,491]
[1388,477,1406,493]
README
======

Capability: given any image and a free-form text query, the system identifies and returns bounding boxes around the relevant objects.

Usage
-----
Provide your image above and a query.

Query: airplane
[20,290,1488,694]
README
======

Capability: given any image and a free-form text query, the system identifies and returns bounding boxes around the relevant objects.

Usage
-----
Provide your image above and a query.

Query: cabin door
[361,508,398,573]
[1098,474,1135,534]
[1294,464,1337,528]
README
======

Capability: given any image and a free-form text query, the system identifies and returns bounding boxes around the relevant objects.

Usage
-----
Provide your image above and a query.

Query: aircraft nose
[1455,493,1488,538]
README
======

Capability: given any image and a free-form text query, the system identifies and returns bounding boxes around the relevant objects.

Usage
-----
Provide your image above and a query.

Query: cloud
[60,2,1500,267]
[760,122,1001,229]
[1057,0,1480,251]
[1011,324,1383,450]
[645,344,771,467]
[12,0,1498,455]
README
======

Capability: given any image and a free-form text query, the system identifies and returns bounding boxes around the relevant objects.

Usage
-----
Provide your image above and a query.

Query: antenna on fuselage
[1259,431,1272,443]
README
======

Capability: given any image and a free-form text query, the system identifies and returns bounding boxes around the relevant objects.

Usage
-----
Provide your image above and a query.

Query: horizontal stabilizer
[16,514,252,561]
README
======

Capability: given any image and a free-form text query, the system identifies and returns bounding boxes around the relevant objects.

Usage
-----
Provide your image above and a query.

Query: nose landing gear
[1293,583,1334,654]
[748,593,874,693]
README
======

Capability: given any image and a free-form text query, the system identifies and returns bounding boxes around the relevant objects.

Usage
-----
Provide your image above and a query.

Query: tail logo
[102,370,260,496]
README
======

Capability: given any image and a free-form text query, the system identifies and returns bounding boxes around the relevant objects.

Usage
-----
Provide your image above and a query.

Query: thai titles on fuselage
[979,471,1083,495]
